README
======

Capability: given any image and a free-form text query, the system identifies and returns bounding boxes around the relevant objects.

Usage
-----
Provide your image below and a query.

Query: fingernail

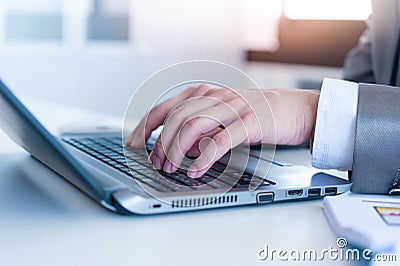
[170,163,178,173]
[152,154,161,169]
[126,133,135,144]
[163,160,172,173]
[187,165,198,178]
[130,129,139,140]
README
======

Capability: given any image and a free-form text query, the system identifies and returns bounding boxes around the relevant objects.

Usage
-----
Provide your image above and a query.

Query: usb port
[153,204,161,208]
[324,187,337,196]
[288,189,303,197]
[308,188,321,198]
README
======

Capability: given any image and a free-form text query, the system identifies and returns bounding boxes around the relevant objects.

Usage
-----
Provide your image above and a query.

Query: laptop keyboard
[62,136,275,192]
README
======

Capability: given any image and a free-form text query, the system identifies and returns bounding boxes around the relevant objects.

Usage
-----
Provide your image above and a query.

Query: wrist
[307,90,320,147]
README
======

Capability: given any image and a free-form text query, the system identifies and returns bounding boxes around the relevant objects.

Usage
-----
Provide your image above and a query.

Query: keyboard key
[62,136,275,193]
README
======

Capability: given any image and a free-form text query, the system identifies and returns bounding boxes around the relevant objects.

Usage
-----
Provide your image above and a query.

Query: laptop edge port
[257,192,274,204]
[288,189,303,197]
[324,187,337,196]
[307,188,321,198]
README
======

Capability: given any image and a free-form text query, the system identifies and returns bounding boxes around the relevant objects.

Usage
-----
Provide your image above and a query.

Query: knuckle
[151,104,165,116]
[224,100,245,116]
[154,138,164,151]
[167,142,183,161]
[213,133,230,148]
[206,88,231,98]
[184,117,201,131]
[198,84,211,90]
[227,95,246,107]
[195,84,212,95]
[184,86,196,94]
[167,108,186,123]
[202,89,217,98]
[205,88,222,97]
[169,139,182,153]
[241,111,256,124]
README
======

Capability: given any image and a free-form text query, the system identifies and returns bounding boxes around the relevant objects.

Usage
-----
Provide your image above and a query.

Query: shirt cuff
[312,78,359,170]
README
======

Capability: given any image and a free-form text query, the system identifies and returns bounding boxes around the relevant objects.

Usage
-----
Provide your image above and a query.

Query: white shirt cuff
[312,78,359,170]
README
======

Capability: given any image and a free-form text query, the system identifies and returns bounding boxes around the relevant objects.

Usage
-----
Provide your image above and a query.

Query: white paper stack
[323,193,400,253]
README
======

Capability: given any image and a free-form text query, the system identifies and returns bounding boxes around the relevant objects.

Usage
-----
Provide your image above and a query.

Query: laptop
[0,79,352,215]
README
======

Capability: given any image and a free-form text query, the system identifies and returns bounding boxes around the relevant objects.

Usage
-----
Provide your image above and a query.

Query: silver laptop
[0,79,352,215]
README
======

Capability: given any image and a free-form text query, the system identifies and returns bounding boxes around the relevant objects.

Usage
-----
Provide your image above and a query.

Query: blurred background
[0,0,371,117]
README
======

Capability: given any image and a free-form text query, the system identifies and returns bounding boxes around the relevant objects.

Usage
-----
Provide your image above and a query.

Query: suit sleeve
[350,83,400,194]
[342,25,376,83]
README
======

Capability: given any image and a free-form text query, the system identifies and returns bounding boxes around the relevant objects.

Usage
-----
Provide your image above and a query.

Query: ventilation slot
[171,195,238,208]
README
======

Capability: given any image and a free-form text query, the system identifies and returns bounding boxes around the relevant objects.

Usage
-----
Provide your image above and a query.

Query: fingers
[126,98,179,147]
[150,96,220,170]
[151,89,241,172]
[126,84,212,147]
[186,127,223,158]
[163,116,222,173]
[128,84,264,179]
[187,112,258,178]
[163,101,243,173]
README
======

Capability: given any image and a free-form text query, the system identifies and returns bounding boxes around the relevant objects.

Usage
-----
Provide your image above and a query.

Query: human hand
[126,84,319,178]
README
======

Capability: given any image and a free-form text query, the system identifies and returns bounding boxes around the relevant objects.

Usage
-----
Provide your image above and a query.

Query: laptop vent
[171,195,238,208]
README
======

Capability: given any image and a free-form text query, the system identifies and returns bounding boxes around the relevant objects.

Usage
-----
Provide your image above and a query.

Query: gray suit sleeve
[351,83,400,194]
[343,28,376,83]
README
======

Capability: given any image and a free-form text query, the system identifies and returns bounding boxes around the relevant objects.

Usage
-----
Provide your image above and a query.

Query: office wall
[0,0,280,118]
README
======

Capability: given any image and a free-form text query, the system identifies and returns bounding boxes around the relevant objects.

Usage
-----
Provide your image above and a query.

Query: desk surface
[0,97,355,266]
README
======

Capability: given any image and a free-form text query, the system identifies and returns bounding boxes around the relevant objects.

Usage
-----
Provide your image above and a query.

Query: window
[247,0,371,67]
[2,0,62,41]
[87,0,130,41]
[0,0,131,43]
[284,0,372,20]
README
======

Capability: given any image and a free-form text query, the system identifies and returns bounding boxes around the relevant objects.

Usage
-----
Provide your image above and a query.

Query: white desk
[0,97,357,266]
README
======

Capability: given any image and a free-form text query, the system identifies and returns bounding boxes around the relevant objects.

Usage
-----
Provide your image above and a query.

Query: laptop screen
[0,79,105,202]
